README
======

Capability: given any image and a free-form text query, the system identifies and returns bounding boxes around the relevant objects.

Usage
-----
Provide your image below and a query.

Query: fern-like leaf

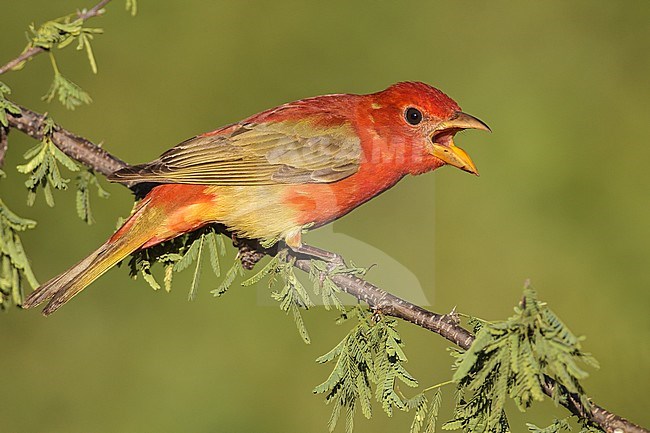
[0,82,21,127]
[42,67,92,110]
[125,0,138,16]
[448,285,598,432]
[315,307,421,431]
[0,199,38,308]
[211,259,243,297]
[526,417,572,433]
[76,169,109,224]
[187,234,204,301]
[17,118,79,207]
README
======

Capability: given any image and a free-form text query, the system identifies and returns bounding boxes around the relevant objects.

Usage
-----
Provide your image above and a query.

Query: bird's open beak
[431,111,490,176]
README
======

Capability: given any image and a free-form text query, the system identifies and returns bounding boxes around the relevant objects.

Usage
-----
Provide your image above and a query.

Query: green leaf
[315,307,421,432]
[43,70,92,110]
[28,20,78,50]
[270,258,314,344]
[17,13,106,77]
[241,255,280,287]
[205,230,221,277]
[211,259,243,297]
[42,54,91,110]
[173,234,203,272]
[126,0,138,16]
[370,317,417,417]
[452,326,493,383]
[290,302,310,344]
[139,259,160,290]
[52,144,80,172]
[76,32,98,73]
[0,199,38,309]
[163,262,174,293]
[76,169,109,224]
[578,424,602,433]
[316,338,347,364]
[309,260,345,311]
[441,418,464,431]
[424,389,442,433]
[188,234,204,301]
[124,226,230,297]
[408,393,428,433]
[0,82,21,127]
[216,234,226,255]
[26,16,102,53]
[16,120,80,208]
[446,285,597,433]
[526,418,572,433]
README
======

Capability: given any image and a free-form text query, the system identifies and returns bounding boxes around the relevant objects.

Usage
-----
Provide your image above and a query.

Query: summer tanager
[23,81,489,315]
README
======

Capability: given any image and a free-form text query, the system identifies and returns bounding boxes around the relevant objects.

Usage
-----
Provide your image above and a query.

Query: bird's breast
[283,163,405,228]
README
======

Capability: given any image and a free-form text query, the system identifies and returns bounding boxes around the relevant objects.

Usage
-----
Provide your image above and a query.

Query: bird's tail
[22,196,160,316]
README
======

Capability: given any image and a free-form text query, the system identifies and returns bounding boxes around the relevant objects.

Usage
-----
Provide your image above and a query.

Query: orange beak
[431,111,490,176]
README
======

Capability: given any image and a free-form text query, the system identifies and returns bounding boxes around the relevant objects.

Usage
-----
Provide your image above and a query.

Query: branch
[0,126,8,168]
[0,0,113,76]
[77,0,113,20]
[0,47,45,77]
[7,104,127,177]
[292,259,645,433]
[5,104,648,433]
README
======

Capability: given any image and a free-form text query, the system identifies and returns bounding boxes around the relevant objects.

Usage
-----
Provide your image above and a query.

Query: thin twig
[77,0,113,20]
[0,47,44,76]
[0,126,8,168]
[7,104,127,177]
[291,258,647,433]
[0,0,113,76]
[4,103,648,433]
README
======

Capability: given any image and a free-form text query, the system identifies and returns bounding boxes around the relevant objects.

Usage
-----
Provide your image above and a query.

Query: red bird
[23,82,490,315]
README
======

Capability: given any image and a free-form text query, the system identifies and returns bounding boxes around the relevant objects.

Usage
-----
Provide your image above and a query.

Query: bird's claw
[313,253,347,287]
[325,253,346,272]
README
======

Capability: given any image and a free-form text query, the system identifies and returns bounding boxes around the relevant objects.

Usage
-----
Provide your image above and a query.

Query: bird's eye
[405,107,422,125]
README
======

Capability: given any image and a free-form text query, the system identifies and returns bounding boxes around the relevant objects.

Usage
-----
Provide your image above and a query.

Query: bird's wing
[108,120,362,185]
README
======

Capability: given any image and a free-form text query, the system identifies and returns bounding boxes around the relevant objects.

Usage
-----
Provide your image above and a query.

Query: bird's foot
[231,235,266,270]
[290,243,346,271]
[288,243,351,289]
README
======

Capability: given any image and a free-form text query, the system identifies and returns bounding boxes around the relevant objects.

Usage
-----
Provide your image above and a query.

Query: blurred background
[1,1,649,432]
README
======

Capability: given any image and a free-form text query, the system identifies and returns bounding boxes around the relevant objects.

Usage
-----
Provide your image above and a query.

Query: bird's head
[365,81,490,175]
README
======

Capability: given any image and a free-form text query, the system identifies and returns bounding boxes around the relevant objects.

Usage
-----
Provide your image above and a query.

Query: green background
[1,1,649,432]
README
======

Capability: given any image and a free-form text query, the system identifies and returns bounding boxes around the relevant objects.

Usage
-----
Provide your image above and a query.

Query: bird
[22,81,490,315]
